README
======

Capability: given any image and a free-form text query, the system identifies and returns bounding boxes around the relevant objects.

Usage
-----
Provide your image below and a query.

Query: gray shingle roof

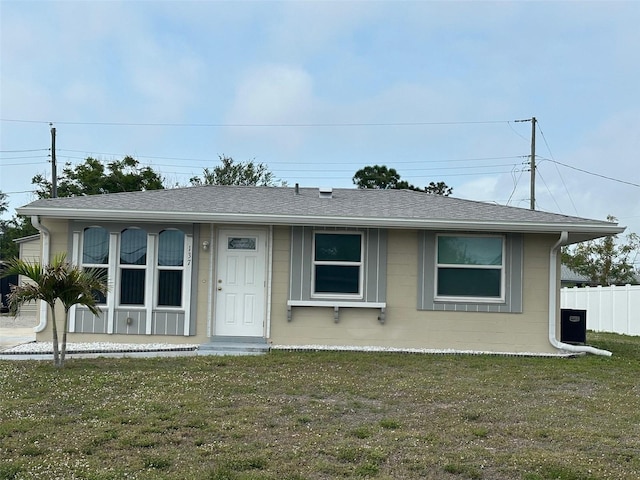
[17,186,623,240]
[561,265,591,283]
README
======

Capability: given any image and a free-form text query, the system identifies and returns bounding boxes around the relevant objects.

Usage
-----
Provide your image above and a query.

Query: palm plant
[2,253,107,367]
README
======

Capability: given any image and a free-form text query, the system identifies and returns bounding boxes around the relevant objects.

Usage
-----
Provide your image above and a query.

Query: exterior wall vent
[318,187,333,199]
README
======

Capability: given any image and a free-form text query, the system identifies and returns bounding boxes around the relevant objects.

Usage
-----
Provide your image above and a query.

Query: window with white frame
[81,226,109,304]
[119,227,147,306]
[74,224,193,336]
[156,229,185,307]
[312,232,363,297]
[435,235,505,301]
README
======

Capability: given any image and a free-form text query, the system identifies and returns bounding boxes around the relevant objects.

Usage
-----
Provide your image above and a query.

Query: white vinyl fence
[561,285,640,336]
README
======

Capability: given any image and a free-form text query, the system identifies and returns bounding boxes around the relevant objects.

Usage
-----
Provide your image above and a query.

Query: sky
[1,0,639,240]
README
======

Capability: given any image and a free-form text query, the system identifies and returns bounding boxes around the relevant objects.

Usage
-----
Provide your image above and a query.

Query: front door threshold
[199,336,269,356]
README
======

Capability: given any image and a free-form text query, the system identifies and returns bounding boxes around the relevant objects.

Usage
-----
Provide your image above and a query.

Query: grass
[1,332,639,479]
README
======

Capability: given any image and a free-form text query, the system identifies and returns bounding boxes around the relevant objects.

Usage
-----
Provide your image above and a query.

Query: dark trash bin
[1,273,18,313]
[561,309,587,345]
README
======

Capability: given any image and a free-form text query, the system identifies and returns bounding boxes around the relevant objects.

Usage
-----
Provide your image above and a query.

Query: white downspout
[31,216,50,333]
[549,231,612,356]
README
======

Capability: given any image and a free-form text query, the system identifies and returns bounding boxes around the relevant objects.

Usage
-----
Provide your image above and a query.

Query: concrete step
[199,336,269,356]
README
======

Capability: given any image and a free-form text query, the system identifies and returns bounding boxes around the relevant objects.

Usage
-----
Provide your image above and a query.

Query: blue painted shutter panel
[289,227,387,303]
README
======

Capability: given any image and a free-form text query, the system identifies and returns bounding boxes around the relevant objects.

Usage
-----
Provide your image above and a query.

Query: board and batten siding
[16,235,41,317]
[288,226,387,303]
[417,232,524,313]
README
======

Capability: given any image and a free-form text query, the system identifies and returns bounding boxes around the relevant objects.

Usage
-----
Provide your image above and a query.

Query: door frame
[213,226,270,338]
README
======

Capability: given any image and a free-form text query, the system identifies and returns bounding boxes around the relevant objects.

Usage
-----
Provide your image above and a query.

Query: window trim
[80,226,109,306]
[118,227,149,308]
[434,233,506,303]
[72,222,194,336]
[311,231,364,300]
[155,229,187,309]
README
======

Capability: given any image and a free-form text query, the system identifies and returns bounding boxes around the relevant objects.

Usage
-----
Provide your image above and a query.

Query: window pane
[437,268,501,297]
[158,271,183,306]
[315,265,360,294]
[315,234,361,262]
[120,228,147,265]
[228,237,256,250]
[120,269,145,305]
[85,267,107,304]
[438,236,502,265]
[83,227,109,264]
[158,230,184,266]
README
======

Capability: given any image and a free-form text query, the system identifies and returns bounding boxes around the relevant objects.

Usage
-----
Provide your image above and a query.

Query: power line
[55,148,524,166]
[0,117,512,128]
[52,153,517,177]
[0,161,49,166]
[536,122,579,216]
[0,148,49,153]
[155,162,519,173]
[161,170,510,180]
[506,164,527,206]
[49,149,522,180]
[1,189,37,195]
[0,156,49,161]
[536,168,563,213]
[541,157,640,188]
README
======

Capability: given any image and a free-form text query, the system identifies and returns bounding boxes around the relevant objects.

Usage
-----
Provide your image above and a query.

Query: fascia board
[18,207,624,237]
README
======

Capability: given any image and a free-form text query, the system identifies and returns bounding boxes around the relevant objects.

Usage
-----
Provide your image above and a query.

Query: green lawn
[1,332,639,480]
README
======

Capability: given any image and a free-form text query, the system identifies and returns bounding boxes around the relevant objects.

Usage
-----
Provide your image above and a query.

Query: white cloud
[264,2,380,59]
[224,64,317,150]
[553,111,640,231]
[126,42,205,121]
[1,0,639,236]
[455,176,502,201]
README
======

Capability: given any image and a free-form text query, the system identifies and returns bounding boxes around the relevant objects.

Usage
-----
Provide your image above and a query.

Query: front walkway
[0,314,37,352]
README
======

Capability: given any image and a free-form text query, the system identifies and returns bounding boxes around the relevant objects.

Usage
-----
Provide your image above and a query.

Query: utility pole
[529,116,536,210]
[515,117,537,210]
[50,123,57,198]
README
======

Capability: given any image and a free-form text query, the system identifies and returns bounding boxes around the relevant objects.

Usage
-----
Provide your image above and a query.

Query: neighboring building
[16,185,624,355]
[1,235,41,314]
[561,264,640,287]
[560,264,594,288]
[14,234,41,317]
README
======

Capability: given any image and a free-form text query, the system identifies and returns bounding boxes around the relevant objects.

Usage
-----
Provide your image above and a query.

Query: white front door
[214,229,267,337]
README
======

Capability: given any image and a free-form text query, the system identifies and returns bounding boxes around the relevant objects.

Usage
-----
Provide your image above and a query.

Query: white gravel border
[1,341,576,359]
[272,344,575,357]
[1,341,198,354]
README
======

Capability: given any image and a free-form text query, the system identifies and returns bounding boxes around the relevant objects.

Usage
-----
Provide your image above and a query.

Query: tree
[424,181,454,196]
[190,155,280,187]
[2,254,107,367]
[32,156,165,198]
[0,191,7,214]
[0,215,39,261]
[352,165,452,195]
[352,165,408,189]
[562,216,640,286]
[1,190,39,261]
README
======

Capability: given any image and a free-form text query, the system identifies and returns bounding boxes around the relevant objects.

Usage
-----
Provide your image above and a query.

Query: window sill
[286,300,386,324]
[434,296,505,304]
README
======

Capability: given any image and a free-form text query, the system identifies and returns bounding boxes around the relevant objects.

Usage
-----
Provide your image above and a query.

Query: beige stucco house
[16,185,624,356]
